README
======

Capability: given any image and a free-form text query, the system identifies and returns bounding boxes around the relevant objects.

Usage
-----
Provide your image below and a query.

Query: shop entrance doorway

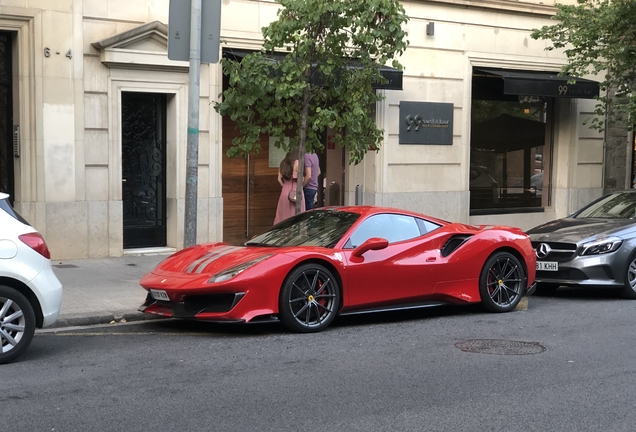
[222,116,282,245]
[317,131,346,208]
[221,123,348,245]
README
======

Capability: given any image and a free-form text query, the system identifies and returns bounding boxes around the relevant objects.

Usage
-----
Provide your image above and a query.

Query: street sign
[168,0,221,64]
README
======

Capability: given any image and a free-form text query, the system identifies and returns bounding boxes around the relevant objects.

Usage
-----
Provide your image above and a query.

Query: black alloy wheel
[279,263,340,333]
[479,251,525,312]
[0,285,36,364]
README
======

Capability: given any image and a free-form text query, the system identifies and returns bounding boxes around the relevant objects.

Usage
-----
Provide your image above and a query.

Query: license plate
[150,289,170,301]
[536,261,558,271]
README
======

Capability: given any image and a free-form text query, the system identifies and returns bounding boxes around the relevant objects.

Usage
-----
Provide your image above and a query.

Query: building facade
[0,0,624,259]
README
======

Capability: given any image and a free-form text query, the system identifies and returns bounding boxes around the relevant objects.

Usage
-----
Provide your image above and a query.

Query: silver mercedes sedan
[527,190,636,298]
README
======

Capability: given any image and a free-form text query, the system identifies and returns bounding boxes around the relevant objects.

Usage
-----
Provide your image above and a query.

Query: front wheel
[619,253,636,299]
[479,252,526,312]
[279,263,340,333]
[0,285,36,364]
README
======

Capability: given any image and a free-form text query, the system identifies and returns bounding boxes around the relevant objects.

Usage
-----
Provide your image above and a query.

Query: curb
[47,310,166,329]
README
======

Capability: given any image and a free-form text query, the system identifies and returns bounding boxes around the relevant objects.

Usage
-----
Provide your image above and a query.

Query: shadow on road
[92,302,485,337]
[538,286,624,301]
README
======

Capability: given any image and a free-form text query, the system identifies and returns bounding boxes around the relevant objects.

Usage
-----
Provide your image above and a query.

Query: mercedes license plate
[150,289,170,301]
[536,261,558,271]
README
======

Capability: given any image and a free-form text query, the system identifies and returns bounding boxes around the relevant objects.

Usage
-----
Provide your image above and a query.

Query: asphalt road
[3,288,636,432]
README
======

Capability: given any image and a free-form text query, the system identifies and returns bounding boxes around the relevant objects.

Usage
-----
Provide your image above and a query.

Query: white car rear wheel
[0,285,36,364]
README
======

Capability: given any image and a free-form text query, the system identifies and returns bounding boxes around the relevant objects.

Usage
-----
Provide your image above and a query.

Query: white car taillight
[18,232,51,259]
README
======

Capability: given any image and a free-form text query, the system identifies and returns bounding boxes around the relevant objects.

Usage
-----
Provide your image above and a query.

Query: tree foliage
[531,0,636,131]
[214,0,409,165]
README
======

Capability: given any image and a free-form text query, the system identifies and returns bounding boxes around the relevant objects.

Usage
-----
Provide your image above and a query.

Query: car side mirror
[352,237,389,257]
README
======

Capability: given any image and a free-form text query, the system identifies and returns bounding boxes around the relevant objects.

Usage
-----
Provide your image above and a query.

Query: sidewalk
[48,253,171,328]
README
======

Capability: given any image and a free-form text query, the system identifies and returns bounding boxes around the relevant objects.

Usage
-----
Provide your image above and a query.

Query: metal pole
[184,0,202,248]
[246,153,250,237]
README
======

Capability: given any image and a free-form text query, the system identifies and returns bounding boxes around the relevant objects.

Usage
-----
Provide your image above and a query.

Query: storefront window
[470,73,553,214]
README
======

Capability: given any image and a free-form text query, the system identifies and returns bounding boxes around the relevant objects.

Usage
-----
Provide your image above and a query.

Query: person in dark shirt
[303,151,320,210]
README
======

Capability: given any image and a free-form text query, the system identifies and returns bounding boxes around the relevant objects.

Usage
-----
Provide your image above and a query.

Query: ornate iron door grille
[0,33,13,201]
[121,92,167,248]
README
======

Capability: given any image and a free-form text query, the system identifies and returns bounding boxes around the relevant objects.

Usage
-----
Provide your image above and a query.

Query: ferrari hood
[527,218,636,243]
[155,243,275,275]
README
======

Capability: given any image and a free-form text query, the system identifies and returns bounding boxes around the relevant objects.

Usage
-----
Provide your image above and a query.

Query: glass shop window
[470,74,553,214]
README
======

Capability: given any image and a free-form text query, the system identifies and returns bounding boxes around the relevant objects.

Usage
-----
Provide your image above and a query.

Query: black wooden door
[121,92,166,248]
[0,33,13,201]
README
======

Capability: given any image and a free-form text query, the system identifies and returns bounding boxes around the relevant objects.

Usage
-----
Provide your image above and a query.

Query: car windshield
[245,210,360,248]
[575,192,636,219]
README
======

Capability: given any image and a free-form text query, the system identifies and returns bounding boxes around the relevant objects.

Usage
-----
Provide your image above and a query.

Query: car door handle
[426,257,436,262]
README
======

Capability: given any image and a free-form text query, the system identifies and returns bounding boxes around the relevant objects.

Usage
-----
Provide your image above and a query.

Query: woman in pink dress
[274,148,305,225]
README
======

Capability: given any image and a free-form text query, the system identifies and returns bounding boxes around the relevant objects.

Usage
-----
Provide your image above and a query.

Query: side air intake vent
[441,235,473,257]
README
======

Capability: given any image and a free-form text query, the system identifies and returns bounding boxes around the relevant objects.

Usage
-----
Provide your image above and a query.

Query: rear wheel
[0,285,36,364]
[279,263,340,333]
[619,253,636,299]
[479,252,525,312]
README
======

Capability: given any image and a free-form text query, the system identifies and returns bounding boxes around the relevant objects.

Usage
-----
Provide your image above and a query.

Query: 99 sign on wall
[399,101,454,145]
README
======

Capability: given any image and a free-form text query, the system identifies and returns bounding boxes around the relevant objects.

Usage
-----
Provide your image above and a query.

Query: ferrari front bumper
[140,291,247,321]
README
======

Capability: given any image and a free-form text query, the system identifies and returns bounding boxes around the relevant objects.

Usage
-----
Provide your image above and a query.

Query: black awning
[474,68,599,99]
[376,64,403,90]
[223,48,402,90]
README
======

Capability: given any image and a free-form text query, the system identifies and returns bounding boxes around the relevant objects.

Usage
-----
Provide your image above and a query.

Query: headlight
[208,255,273,283]
[580,237,623,256]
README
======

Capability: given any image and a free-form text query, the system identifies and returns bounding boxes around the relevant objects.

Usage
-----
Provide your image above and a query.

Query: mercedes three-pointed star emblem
[536,243,551,259]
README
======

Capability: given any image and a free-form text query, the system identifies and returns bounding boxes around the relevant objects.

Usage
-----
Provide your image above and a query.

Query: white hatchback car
[0,193,62,364]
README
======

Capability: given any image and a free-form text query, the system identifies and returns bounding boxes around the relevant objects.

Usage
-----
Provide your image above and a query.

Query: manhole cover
[455,339,546,355]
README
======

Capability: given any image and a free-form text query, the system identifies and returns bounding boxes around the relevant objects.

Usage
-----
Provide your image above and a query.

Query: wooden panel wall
[222,117,281,245]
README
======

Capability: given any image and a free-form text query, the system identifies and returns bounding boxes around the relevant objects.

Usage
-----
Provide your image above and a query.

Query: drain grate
[53,264,78,269]
[455,339,546,355]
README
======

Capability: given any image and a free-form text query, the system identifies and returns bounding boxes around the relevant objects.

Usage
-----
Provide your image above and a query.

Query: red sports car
[139,206,536,332]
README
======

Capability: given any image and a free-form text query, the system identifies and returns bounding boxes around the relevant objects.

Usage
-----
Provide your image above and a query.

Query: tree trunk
[296,85,309,214]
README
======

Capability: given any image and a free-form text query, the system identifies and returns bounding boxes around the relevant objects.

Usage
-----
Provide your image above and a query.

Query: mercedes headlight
[208,255,273,283]
[580,237,623,256]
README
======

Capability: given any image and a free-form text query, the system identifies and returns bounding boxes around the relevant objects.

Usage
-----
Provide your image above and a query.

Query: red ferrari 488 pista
[140,206,536,332]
